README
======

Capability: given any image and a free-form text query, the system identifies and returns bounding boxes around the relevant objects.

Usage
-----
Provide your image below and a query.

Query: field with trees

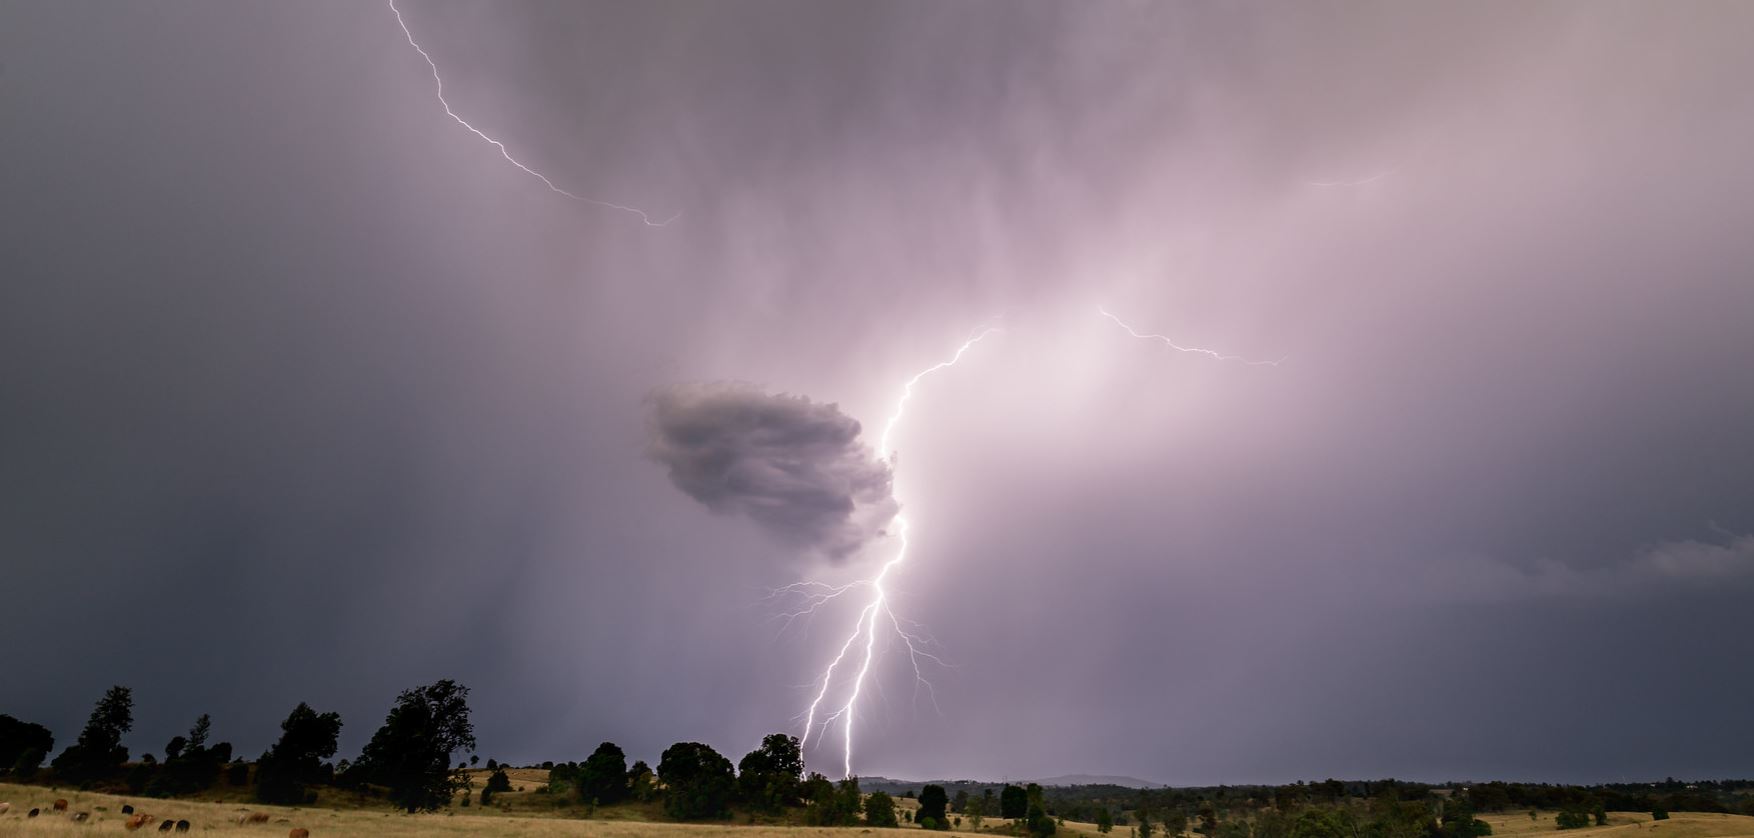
[5,682,1754,837]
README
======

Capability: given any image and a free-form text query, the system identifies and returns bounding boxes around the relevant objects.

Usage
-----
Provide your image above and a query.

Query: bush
[1556,811,1591,830]
[866,790,900,827]
[1652,809,1669,821]
[657,742,736,820]
[919,785,950,831]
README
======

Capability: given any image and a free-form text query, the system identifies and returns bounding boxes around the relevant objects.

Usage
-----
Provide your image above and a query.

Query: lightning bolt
[387,0,677,226]
[795,327,999,778]
[1098,306,1285,367]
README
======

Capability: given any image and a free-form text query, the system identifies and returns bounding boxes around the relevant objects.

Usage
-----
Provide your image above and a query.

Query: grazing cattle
[0,801,10,814]
[127,812,154,830]
[29,807,41,818]
[71,810,91,822]
[123,804,135,814]
[54,798,69,811]
[239,812,271,824]
[158,819,175,832]
[290,828,311,838]
[176,819,191,832]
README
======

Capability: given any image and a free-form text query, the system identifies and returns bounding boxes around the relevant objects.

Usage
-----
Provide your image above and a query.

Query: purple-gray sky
[3,1,1753,785]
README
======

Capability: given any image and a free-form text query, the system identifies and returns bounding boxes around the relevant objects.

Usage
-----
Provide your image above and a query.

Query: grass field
[5,782,1752,838]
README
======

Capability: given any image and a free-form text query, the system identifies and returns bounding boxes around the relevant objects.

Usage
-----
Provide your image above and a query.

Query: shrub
[1556,811,1591,830]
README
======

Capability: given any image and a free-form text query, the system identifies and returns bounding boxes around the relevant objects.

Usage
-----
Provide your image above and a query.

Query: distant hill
[1035,774,1164,788]
[860,774,1163,792]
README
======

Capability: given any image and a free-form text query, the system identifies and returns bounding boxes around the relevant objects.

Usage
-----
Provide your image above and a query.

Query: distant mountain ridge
[1035,774,1165,788]
[861,774,1164,790]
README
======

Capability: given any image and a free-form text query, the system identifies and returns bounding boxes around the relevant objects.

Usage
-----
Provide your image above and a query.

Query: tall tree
[1001,784,1029,819]
[0,714,55,776]
[353,679,477,812]
[866,790,900,827]
[187,714,212,750]
[578,741,629,805]
[51,685,133,781]
[966,791,988,828]
[255,702,343,804]
[738,733,804,811]
[919,784,951,830]
[1027,801,1058,838]
[658,741,736,820]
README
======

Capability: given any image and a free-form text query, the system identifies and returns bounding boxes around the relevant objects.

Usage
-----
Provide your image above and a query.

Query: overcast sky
[3,1,1753,785]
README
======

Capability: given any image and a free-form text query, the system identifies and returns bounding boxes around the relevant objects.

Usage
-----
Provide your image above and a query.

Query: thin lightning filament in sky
[796,328,998,778]
[386,0,676,226]
[1098,306,1284,367]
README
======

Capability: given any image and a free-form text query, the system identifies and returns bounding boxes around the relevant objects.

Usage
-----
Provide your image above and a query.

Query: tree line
[2,683,958,827]
[1,681,479,812]
[8,689,1754,830]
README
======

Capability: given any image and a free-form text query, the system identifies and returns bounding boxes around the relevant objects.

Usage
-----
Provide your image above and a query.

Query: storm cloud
[647,383,897,560]
[4,0,1754,786]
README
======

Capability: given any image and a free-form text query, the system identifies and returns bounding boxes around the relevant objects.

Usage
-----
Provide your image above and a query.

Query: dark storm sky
[3,1,1753,784]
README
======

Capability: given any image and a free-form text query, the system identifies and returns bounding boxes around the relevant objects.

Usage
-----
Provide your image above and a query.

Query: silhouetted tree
[1098,808,1115,834]
[738,733,803,811]
[658,741,736,819]
[255,702,342,804]
[51,685,133,781]
[0,714,54,777]
[867,790,900,827]
[920,784,951,830]
[579,741,629,805]
[353,679,477,812]
[482,766,512,805]
[1002,785,1029,819]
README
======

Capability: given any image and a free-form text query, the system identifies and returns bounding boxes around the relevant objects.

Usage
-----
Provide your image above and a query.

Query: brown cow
[53,798,69,811]
[290,828,311,838]
[0,801,10,815]
[127,812,154,830]
[239,811,271,824]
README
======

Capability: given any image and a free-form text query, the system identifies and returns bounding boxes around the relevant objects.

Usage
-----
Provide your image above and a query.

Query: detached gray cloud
[647,383,898,560]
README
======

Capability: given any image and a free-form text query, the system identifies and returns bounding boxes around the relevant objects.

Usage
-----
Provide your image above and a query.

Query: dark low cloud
[647,383,897,560]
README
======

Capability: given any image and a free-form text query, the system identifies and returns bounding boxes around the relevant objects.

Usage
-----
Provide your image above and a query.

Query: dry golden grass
[6,784,1750,838]
[1479,812,1754,838]
[0,781,986,837]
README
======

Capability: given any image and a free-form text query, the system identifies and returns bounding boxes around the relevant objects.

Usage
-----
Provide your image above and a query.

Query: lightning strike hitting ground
[1099,306,1285,366]
[793,328,999,778]
[387,0,676,226]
